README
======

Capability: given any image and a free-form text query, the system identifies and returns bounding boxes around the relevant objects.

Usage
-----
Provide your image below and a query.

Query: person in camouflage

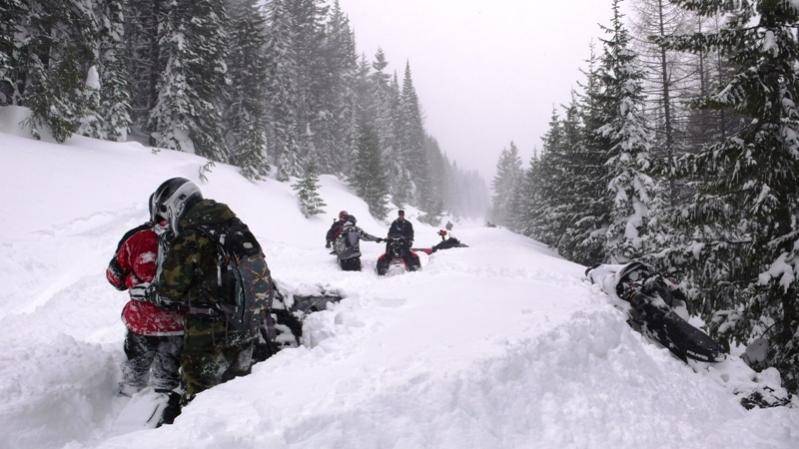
[148,178,272,422]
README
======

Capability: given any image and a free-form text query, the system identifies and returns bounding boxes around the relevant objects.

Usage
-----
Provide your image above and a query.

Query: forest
[491,0,799,391]
[0,0,490,221]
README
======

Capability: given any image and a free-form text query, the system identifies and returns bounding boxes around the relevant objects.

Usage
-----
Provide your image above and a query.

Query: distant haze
[339,0,613,181]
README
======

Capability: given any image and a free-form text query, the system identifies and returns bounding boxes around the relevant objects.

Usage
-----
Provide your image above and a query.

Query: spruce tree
[293,160,327,217]
[662,0,799,390]
[96,0,131,141]
[0,0,24,105]
[265,0,301,180]
[399,62,430,208]
[225,0,269,180]
[149,0,229,162]
[490,142,524,227]
[561,45,611,265]
[598,0,654,263]
[352,122,389,219]
[21,0,98,142]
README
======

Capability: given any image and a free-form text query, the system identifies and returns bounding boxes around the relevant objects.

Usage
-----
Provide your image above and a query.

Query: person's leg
[120,331,156,396]
[151,335,184,392]
[180,335,230,400]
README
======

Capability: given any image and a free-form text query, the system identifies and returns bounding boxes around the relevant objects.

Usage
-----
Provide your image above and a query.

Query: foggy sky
[338,0,614,181]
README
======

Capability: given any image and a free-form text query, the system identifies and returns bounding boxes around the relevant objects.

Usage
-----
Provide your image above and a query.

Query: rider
[432,221,464,252]
[380,209,420,272]
[334,215,383,271]
[326,210,349,249]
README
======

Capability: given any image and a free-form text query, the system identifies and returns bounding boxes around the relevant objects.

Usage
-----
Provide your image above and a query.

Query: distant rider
[379,209,420,273]
[334,215,383,271]
[326,210,349,249]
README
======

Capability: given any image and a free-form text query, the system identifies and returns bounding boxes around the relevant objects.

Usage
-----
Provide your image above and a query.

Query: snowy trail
[1,130,797,449]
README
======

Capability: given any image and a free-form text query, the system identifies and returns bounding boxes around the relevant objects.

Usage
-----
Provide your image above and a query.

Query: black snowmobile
[588,262,725,363]
[252,284,344,362]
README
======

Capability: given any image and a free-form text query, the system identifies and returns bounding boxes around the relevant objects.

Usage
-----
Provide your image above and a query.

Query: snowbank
[1,118,796,449]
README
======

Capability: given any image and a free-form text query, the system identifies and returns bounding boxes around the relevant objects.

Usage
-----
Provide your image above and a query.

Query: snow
[87,66,101,91]
[1,114,797,449]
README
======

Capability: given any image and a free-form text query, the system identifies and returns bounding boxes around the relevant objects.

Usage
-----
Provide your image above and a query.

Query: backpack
[193,219,274,344]
[344,226,359,249]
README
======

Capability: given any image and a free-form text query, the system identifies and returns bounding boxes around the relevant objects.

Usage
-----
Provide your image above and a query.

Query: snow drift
[0,113,796,449]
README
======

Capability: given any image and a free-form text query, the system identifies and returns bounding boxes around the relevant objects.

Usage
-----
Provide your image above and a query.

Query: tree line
[491,0,799,392]
[0,0,489,221]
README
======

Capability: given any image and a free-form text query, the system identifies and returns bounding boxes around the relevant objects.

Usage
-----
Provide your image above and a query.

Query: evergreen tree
[293,159,326,217]
[352,122,389,219]
[150,0,229,162]
[490,142,524,227]
[20,0,98,142]
[662,0,799,390]
[0,0,24,105]
[96,0,131,141]
[225,0,269,180]
[560,44,611,265]
[265,0,301,180]
[598,0,654,263]
[318,0,358,175]
[399,62,430,208]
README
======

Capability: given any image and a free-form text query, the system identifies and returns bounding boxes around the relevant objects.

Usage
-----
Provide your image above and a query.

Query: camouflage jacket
[155,199,236,313]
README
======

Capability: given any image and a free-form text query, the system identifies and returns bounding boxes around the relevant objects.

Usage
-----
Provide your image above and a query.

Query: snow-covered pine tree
[0,0,24,105]
[526,109,574,246]
[293,159,326,217]
[78,64,103,138]
[20,0,99,142]
[662,0,799,390]
[490,142,524,227]
[369,49,403,202]
[225,0,269,180]
[560,44,611,265]
[150,0,229,162]
[123,0,163,138]
[96,0,131,141]
[285,0,327,168]
[598,0,654,263]
[351,121,389,219]
[265,0,301,181]
[318,0,358,176]
[399,62,431,210]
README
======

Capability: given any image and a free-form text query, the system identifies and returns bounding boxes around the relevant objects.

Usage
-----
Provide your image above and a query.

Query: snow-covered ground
[1,112,797,449]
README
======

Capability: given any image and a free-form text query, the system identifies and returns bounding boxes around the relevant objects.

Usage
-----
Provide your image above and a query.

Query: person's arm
[359,228,382,242]
[106,239,131,290]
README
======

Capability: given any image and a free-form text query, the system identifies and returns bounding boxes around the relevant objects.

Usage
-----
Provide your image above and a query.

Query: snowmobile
[587,262,725,363]
[252,284,344,362]
[414,238,469,255]
[377,237,421,275]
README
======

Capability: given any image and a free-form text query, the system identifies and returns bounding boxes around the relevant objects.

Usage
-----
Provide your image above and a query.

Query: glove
[129,283,154,302]
[325,241,331,249]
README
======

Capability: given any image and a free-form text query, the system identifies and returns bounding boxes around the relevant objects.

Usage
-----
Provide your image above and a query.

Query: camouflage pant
[180,318,255,400]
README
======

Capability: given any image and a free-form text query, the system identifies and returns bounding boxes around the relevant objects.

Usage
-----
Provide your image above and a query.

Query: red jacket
[106,225,184,336]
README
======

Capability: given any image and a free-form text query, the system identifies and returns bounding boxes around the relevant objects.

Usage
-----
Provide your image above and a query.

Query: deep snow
[0,113,797,449]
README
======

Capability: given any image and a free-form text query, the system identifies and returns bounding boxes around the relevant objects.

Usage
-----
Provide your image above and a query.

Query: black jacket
[388,218,414,243]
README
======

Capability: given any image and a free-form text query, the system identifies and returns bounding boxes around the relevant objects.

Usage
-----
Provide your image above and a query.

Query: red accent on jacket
[107,228,184,336]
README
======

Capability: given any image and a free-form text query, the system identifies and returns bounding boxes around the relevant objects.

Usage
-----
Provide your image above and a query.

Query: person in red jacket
[106,198,184,397]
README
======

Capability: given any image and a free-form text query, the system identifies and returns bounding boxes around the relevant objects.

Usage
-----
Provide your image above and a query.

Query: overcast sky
[338,0,614,181]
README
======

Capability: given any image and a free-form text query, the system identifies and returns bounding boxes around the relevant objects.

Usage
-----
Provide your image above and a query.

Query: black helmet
[346,214,357,225]
[152,177,202,235]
